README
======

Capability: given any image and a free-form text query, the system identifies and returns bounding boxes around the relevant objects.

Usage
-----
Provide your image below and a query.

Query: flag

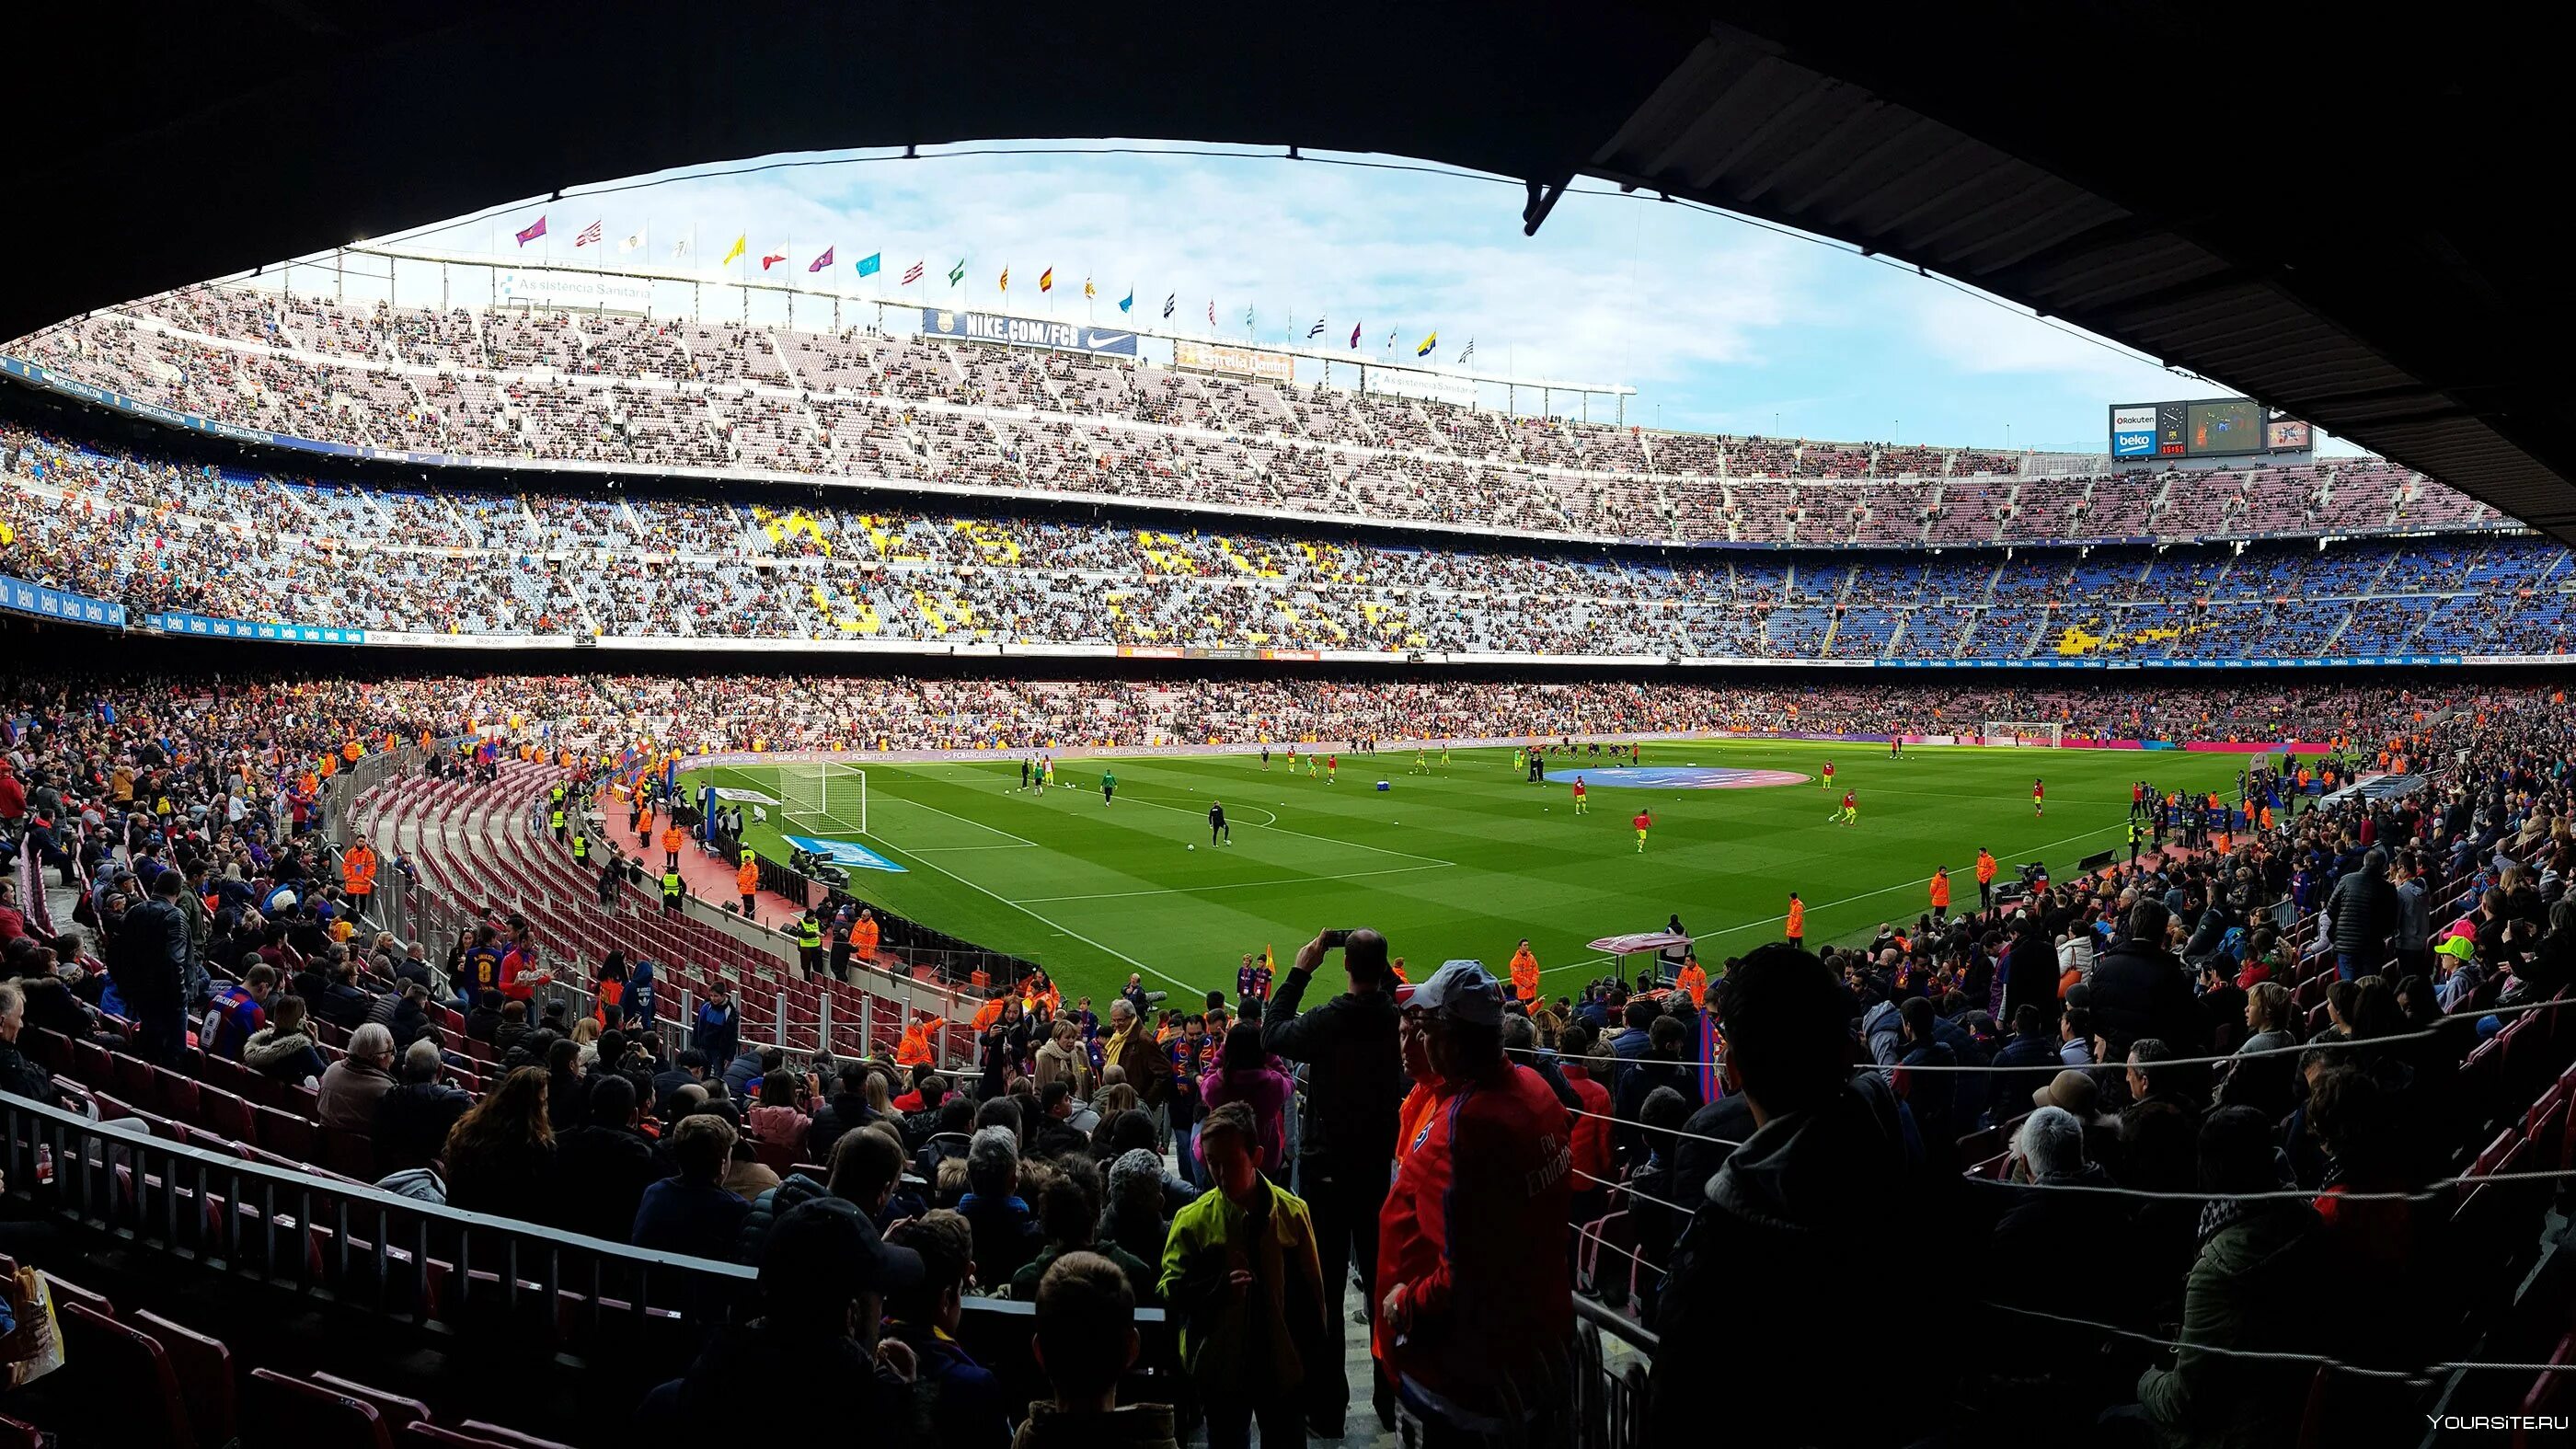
[857,252,882,278]
[515,216,547,247]
[618,230,644,253]
[574,220,603,248]
[1460,338,1476,365]
[1040,267,1053,293]
[999,266,1010,293]
[948,258,965,287]
[1307,316,1327,339]
[1416,330,1438,357]
[901,259,925,286]
[1207,299,1215,325]
[722,234,747,266]
[1084,277,1097,300]
[1163,293,1176,318]
[762,251,788,270]
[673,235,694,260]
[1350,321,1362,349]
[1245,304,1255,329]
[1120,288,1134,314]
[808,246,835,272]
[1263,943,1276,976]
[1385,328,1397,351]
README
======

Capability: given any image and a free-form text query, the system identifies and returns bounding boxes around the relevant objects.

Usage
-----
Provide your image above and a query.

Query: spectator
[1101,1147,1175,1273]
[110,868,195,1064]
[202,963,278,1062]
[633,1113,753,1259]
[1197,1022,1292,1175]
[805,1059,875,1165]
[1651,946,1918,1447]
[1377,960,1574,1443]
[1031,1079,1091,1159]
[2325,847,2397,982]
[1160,1099,1327,1449]
[316,1022,398,1134]
[2088,902,2203,1061]
[2115,1106,2328,1446]
[884,1209,1012,1449]
[545,1035,588,1135]
[640,1197,924,1439]
[958,1124,1042,1283]
[1012,1156,1155,1303]
[1034,1019,1093,1098]
[241,993,328,1085]
[1261,926,1403,1437]
[375,1039,470,1175]
[651,1048,708,1115]
[443,1066,558,1222]
[1100,998,1172,1132]
[551,1074,669,1244]
[692,983,739,1064]
[747,1062,814,1157]
[0,981,64,1108]
[2214,982,2299,1118]
[740,1121,909,1262]
[1015,1251,1180,1449]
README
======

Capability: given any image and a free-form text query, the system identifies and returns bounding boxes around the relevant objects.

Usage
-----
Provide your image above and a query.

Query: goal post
[1981,721,2064,747]
[779,762,868,835]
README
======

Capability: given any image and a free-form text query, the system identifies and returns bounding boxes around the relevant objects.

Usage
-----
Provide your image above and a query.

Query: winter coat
[242,1025,327,1084]
[2134,1203,2328,1449]
[2325,851,2397,961]
[374,1079,471,1173]
[1198,1064,1294,1170]
[2088,937,2204,1057]
[1157,1174,1327,1405]
[1259,970,1402,1167]
[550,1125,672,1243]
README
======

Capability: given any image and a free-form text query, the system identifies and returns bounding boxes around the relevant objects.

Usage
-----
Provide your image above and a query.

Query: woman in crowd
[443,1067,558,1221]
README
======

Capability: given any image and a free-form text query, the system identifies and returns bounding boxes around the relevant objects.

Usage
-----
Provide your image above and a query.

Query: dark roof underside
[6,3,2563,536]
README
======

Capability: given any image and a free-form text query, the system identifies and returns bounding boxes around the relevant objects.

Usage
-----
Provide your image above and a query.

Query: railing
[1572,1295,1657,1449]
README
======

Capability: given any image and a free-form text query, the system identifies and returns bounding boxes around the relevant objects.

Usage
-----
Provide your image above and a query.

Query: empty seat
[316,1125,379,1180]
[306,1372,431,1432]
[134,1308,238,1449]
[57,1301,194,1449]
[456,1422,578,1449]
[245,1368,395,1449]
[200,1085,259,1144]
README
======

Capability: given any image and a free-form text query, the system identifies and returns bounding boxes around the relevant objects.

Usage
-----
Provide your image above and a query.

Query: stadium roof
[9,5,2565,537]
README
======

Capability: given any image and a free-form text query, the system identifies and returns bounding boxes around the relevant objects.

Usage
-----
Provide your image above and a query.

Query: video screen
[2185,399,2264,456]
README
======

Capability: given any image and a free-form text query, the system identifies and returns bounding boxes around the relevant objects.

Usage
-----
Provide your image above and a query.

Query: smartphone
[1318,930,1351,950]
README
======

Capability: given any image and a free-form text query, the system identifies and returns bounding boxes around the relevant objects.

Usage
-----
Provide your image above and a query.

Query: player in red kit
[2033,776,2044,817]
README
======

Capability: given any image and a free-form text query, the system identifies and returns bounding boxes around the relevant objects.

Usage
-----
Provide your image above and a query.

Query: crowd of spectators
[6,422,2567,659]
[10,289,2512,546]
[4,661,2574,1443]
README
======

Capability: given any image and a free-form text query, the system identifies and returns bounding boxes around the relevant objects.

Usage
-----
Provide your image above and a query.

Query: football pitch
[684,741,2250,1006]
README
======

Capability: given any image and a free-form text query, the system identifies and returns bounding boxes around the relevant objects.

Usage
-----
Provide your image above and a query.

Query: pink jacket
[745,1104,811,1153]
[1200,1064,1294,1169]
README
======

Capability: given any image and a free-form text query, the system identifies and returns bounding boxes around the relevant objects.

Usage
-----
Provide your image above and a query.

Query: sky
[311,142,2359,455]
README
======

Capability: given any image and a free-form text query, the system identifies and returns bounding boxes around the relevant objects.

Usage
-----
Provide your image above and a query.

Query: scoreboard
[2110,398,2310,459]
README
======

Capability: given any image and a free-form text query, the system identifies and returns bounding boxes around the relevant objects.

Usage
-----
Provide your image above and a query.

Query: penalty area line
[1014,860,1455,905]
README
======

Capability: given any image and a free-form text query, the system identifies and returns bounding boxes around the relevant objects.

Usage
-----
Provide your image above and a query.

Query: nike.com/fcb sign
[919,309,1139,358]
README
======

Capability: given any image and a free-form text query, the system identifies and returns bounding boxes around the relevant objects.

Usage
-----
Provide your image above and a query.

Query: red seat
[114,1050,155,1102]
[70,1034,114,1086]
[456,1422,578,1449]
[0,1414,41,1449]
[254,1105,316,1164]
[155,1066,202,1123]
[200,1085,259,1144]
[305,1372,431,1432]
[57,1301,194,1448]
[402,1426,515,1447]
[24,1027,72,1075]
[245,1368,395,1449]
[316,1125,379,1180]
[134,1308,238,1449]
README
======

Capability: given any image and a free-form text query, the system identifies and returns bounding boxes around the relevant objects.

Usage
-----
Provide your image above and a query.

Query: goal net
[778,763,868,835]
[1981,721,2064,747]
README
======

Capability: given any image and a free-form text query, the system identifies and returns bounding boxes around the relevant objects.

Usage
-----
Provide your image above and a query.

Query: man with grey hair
[316,1022,398,1137]
[958,1124,1040,1282]
[1101,995,1172,1136]
[1987,1104,2134,1408]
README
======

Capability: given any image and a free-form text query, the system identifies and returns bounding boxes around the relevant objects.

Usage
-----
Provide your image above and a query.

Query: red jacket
[1560,1063,1614,1185]
[1376,1061,1574,1423]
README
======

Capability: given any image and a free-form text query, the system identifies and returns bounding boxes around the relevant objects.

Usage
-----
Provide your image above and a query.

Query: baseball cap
[2435,935,2475,962]
[2030,1068,2099,1116]
[760,1199,923,1313]
[1412,960,1503,1026]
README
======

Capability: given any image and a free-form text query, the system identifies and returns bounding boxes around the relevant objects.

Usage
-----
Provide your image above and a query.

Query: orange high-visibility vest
[895,1018,943,1067]
[737,860,759,895]
[660,825,684,855]
[1786,898,1806,937]
[341,843,377,892]
[1929,870,1950,910]
[1676,962,1708,1008]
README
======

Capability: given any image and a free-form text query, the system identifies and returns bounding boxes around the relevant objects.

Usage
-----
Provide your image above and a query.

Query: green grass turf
[684,741,2250,1007]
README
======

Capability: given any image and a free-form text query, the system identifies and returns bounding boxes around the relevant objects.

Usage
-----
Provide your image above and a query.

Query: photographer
[1261,927,1403,1437]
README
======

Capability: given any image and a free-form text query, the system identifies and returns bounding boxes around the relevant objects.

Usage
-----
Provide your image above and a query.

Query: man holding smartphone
[1263,926,1404,1437]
